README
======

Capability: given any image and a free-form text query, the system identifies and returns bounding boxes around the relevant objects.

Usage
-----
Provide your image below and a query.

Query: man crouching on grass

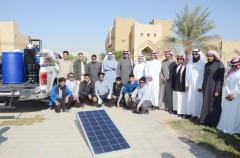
[49,77,73,113]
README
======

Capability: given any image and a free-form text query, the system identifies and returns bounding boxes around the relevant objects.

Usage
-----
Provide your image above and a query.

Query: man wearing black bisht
[172,53,187,116]
[200,50,225,127]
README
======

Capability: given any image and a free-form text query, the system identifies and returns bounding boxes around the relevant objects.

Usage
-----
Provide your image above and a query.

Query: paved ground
[0,101,216,158]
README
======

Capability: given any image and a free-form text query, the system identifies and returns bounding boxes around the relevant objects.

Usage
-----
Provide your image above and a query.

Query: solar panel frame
[76,109,132,157]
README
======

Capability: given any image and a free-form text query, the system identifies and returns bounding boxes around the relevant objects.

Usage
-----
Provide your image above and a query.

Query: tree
[68,54,78,62]
[166,5,220,55]
[99,52,106,62]
[113,51,122,61]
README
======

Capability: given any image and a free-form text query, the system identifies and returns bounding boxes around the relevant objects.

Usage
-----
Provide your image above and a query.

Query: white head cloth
[103,52,115,62]
[207,50,223,63]
[188,48,206,64]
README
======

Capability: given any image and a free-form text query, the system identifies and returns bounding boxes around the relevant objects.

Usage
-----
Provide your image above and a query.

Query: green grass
[0,115,45,126]
[168,119,240,158]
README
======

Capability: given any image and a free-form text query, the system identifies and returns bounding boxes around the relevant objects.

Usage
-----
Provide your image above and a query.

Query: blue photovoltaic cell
[77,109,131,155]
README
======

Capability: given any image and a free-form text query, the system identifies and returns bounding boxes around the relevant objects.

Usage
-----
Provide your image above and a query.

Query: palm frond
[168,5,220,55]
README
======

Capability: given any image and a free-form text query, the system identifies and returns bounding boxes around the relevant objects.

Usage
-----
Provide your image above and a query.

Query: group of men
[49,50,155,113]
[49,49,240,134]
[160,49,240,134]
[159,48,240,134]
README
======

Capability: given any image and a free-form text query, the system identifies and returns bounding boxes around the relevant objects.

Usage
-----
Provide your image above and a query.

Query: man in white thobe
[133,55,146,81]
[185,49,206,117]
[102,52,117,90]
[144,51,161,108]
[217,57,240,134]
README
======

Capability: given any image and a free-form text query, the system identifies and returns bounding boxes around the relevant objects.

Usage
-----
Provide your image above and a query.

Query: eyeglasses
[192,53,199,56]
[69,76,74,78]
[177,58,184,60]
[139,82,145,84]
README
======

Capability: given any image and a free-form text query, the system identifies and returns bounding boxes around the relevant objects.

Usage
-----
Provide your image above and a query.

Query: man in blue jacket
[49,77,73,113]
[118,74,139,109]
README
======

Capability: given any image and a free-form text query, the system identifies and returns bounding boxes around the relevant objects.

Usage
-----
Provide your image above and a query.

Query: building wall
[113,17,135,52]
[106,17,240,63]
[221,41,240,64]
[132,19,172,59]
[105,28,112,51]
[0,22,29,53]
[105,17,172,59]
[206,39,240,65]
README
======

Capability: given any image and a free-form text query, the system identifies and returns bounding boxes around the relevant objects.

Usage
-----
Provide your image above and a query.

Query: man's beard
[193,56,200,63]
[152,56,157,60]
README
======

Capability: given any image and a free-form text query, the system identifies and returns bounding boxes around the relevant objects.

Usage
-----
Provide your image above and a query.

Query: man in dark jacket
[49,77,73,113]
[200,50,225,127]
[78,73,97,105]
[73,52,87,81]
[172,54,187,116]
[112,77,124,107]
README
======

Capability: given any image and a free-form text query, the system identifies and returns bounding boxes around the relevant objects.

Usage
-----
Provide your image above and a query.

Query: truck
[0,39,60,109]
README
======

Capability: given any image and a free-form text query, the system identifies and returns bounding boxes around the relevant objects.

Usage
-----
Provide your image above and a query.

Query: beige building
[106,17,172,59]
[206,40,240,65]
[0,22,29,53]
[221,40,240,64]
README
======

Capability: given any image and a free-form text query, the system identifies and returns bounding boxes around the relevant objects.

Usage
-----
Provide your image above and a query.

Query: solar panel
[76,109,131,157]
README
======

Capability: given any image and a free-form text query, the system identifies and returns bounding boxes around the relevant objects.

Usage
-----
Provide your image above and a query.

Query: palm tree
[166,5,220,55]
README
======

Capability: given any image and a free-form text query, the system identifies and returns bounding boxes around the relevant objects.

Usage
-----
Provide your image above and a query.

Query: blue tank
[2,51,25,84]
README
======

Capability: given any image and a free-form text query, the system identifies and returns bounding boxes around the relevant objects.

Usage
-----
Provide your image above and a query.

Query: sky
[1,0,240,54]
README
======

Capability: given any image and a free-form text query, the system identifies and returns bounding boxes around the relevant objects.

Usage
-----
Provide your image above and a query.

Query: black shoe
[151,106,158,110]
[144,110,149,114]
[126,106,133,110]
[191,116,199,121]
[105,103,112,108]
[55,109,61,113]
[62,109,69,112]
[74,102,81,108]
[173,111,177,114]
[182,115,187,119]
[54,105,61,113]
[133,109,139,114]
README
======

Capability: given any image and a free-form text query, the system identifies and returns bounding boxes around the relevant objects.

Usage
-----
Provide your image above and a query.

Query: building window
[140,33,143,36]
[122,40,125,43]
[154,33,157,37]
[147,33,150,37]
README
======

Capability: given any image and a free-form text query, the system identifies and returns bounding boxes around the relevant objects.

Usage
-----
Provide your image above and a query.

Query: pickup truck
[0,49,60,109]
